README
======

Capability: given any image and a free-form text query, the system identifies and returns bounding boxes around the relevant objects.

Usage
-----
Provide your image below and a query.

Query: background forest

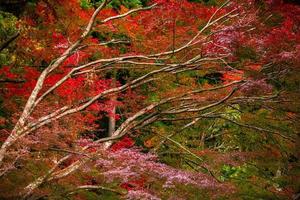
[0,0,299,199]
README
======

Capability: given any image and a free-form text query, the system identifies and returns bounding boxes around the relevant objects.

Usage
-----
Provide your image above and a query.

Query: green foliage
[148,93,160,102]
[263,13,284,27]
[108,0,142,9]
[83,0,143,10]
[219,163,288,199]
[74,190,120,200]
[80,0,93,9]
[197,72,223,85]
[188,0,218,6]
[235,46,258,62]
[165,185,211,199]
[0,11,18,65]
[0,11,17,37]
[203,105,243,150]
[220,164,249,181]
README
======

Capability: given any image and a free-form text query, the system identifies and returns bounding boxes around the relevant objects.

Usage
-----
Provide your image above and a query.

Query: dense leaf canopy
[0,0,299,199]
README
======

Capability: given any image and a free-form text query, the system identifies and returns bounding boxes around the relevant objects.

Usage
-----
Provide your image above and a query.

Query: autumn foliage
[0,0,299,199]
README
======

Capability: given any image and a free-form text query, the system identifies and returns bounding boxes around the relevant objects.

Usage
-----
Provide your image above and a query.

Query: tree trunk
[108,95,116,137]
[108,70,117,137]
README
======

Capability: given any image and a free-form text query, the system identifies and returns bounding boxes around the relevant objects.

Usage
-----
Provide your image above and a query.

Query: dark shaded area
[0,32,19,52]
[197,72,224,85]
[0,0,28,17]
[0,78,24,83]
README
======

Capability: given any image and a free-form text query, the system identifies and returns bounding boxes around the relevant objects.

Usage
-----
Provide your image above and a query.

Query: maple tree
[0,0,299,199]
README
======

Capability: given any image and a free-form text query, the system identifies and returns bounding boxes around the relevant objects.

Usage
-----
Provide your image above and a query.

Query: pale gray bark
[108,96,116,137]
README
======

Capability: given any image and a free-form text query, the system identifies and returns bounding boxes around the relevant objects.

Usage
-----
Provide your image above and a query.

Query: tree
[0,0,299,199]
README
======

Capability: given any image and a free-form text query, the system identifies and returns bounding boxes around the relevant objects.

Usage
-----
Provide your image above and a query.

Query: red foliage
[35,2,55,24]
[0,66,17,79]
[120,177,146,190]
[246,64,262,71]
[0,66,40,97]
[55,76,85,101]
[222,70,244,83]
[111,137,135,152]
